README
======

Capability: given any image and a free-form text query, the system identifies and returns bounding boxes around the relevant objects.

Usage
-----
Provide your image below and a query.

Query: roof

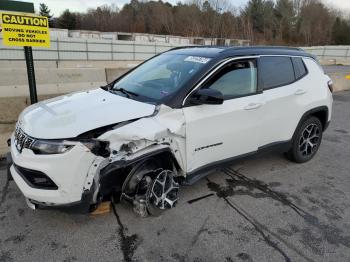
[167,46,315,59]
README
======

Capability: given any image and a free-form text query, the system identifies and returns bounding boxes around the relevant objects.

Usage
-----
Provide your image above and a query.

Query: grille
[14,126,35,153]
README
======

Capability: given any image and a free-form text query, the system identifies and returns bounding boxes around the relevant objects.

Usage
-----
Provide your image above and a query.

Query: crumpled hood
[18,88,156,139]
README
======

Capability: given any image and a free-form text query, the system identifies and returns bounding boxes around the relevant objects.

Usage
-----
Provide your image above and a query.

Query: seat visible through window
[205,60,257,98]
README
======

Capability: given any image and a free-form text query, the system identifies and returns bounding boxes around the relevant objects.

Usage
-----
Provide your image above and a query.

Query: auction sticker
[0,12,50,48]
[184,56,211,64]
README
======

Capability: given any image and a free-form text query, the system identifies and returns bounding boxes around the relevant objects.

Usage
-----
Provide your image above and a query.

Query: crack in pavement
[111,202,141,262]
[223,167,350,249]
[0,178,10,211]
[172,215,211,262]
[206,174,316,262]
[223,197,291,262]
[190,216,209,248]
[223,167,314,219]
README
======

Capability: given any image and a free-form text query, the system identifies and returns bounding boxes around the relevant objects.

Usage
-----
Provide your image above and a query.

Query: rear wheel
[286,116,323,163]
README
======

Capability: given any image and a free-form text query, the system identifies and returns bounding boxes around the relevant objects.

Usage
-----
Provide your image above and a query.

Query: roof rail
[167,45,304,53]
[221,46,303,53]
[168,45,201,51]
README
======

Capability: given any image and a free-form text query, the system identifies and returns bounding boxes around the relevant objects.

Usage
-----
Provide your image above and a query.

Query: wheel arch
[298,106,329,132]
[126,148,183,173]
[287,106,327,163]
[99,147,183,200]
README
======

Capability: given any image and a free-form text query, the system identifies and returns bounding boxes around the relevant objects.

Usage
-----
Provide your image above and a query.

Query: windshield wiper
[112,88,139,98]
[100,81,114,90]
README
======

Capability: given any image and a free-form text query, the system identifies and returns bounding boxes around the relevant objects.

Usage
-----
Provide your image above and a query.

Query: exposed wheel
[146,169,179,216]
[124,161,180,217]
[286,116,323,163]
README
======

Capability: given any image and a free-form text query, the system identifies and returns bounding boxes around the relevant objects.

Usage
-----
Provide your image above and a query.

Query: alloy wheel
[299,123,321,157]
[148,169,179,210]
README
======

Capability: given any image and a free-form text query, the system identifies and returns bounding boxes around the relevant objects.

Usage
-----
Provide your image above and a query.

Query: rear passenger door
[259,56,308,146]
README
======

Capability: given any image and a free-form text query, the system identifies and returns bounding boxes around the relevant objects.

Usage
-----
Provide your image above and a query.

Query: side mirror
[189,89,224,105]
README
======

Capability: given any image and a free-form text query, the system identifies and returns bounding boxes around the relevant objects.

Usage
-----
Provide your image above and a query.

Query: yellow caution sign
[0,12,50,48]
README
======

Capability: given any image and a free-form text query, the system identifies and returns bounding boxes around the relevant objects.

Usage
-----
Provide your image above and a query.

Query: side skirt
[183,140,291,186]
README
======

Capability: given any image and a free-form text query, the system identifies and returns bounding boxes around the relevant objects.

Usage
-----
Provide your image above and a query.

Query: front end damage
[84,105,186,216]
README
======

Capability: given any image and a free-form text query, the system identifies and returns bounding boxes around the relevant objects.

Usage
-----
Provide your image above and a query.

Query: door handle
[295,89,307,95]
[244,102,263,110]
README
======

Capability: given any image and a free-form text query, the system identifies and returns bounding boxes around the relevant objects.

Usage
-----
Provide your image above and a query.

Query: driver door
[183,59,264,173]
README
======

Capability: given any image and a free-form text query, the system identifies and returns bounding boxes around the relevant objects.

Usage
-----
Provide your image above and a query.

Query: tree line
[39,0,350,46]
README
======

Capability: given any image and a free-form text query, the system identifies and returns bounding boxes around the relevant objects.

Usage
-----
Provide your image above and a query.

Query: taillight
[327,80,333,93]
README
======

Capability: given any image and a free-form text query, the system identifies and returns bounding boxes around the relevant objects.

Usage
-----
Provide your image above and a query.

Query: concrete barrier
[329,73,350,92]
[105,68,130,83]
[324,67,350,92]
[319,58,350,66]
[0,94,58,158]
[0,68,106,97]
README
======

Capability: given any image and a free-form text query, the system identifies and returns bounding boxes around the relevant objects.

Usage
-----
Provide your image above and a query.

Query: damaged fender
[84,105,187,203]
[99,105,187,172]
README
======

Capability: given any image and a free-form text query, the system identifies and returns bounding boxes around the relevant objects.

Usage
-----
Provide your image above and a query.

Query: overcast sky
[30,0,350,17]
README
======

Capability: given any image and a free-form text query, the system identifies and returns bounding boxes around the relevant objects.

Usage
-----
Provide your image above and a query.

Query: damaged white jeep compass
[7,47,333,216]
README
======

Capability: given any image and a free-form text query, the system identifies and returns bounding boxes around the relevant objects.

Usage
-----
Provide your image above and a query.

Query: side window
[292,57,307,79]
[260,57,295,89]
[204,60,257,99]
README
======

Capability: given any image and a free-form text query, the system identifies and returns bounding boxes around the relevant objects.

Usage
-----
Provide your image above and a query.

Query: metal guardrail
[0,37,180,61]
[2,39,350,61]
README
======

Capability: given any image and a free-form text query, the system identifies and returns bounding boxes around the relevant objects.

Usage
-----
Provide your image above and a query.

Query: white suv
[7,47,333,216]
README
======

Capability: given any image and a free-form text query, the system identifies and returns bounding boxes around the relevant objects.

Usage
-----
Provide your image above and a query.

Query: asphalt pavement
[0,91,350,262]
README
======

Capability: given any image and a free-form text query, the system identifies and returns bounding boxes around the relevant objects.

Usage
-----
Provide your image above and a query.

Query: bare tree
[54,0,350,45]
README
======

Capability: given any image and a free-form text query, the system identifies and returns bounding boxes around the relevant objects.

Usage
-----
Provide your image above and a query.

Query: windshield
[112,54,211,103]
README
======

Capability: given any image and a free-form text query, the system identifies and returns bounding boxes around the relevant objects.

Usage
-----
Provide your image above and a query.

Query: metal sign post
[0,1,50,105]
[0,1,34,13]
[24,46,37,103]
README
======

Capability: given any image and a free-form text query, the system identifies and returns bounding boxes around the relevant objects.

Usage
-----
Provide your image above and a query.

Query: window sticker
[184,56,211,64]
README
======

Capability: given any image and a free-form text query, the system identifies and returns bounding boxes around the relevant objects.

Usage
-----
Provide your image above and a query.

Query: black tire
[286,116,323,163]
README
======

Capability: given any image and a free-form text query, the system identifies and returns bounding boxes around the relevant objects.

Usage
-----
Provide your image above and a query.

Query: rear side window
[259,57,295,89]
[292,57,307,79]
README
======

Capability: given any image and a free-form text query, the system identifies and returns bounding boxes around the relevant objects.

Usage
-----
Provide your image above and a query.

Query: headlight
[30,139,110,157]
[31,140,73,155]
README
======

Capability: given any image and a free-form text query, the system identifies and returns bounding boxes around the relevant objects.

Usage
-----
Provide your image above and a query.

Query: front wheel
[130,167,179,217]
[146,169,179,216]
[286,116,323,163]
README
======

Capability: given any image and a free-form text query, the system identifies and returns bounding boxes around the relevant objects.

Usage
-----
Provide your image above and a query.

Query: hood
[18,88,156,139]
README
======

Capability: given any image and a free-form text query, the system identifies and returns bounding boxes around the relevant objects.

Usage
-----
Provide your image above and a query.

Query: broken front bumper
[9,134,99,211]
